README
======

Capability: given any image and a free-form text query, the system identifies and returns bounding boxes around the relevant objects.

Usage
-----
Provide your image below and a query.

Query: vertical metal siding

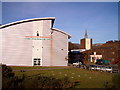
[32,21,43,66]
[2,22,33,66]
[1,19,69,66]
[42,20,52,66]
[52,31,68,66]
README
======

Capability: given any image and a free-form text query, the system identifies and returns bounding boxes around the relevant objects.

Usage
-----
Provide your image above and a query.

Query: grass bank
[11,66,113,88]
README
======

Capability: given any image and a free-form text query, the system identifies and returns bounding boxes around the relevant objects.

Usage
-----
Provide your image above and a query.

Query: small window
[34,58,37,60]
[36,31,39,36]
[34,61,37,65]
[38,61,40,65]
[34,58,41,66]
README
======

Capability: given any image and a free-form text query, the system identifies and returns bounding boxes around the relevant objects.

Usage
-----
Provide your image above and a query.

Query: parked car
[88,64,119,73]
[100,66,106,72]
[89,65,96,70]
[72,62,79,67]
[105,66,112,72]
[111,65,119,73]
[96,66,101,71]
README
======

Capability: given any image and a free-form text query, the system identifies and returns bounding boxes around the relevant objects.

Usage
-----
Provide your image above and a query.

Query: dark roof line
[0,17,55,29]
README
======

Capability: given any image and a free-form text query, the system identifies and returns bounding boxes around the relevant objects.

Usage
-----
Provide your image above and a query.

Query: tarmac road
[13,68,69,72]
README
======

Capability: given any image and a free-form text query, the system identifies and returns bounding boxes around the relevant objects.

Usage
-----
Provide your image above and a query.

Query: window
[34,61,37,65]
[36,31,39,36]
[38,61,40,65]
[34,58,41,66]
[34,58,37,60]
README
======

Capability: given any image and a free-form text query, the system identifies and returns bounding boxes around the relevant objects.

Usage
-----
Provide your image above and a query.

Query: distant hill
[92,43,103,47]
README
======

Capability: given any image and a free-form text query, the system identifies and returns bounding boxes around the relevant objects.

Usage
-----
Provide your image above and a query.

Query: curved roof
[0,17,55,29]
[0,17,71,38]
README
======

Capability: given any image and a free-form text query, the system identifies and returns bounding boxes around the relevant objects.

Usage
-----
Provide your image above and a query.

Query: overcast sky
[2,2,118,44]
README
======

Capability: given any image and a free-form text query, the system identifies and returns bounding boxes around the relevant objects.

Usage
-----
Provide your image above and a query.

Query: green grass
[11,66,113,88]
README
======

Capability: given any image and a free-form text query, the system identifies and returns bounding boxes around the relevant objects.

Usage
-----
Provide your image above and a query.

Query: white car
[100,66,106,72]
[105,66,112,72]
[73,63,79,66]
[96,66,101,71]
[89,65,96,70]
[100,66,112,72]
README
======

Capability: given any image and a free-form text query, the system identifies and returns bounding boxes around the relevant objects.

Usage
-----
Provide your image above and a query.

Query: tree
[2,64,25,88]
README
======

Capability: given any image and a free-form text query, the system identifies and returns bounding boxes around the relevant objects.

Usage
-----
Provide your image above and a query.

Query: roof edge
[0,17,55,29]
[52,28,72,39]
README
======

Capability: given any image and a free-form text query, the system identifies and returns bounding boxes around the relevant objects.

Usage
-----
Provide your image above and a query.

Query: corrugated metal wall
[2,22,33,66]
[32,21,43,66]
[1,19,69,66]
[52,30,68,66]
[42,20,52,66]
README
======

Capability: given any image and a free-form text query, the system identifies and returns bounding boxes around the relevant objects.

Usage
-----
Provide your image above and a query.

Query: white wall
[42,20,52,66]
[52,30,68,66]
[2,22,33,66]
[32,21,43,66]
[40,20,68,66]
[85,38,91,50]
[1,19,69,66]
[90,55,102,63]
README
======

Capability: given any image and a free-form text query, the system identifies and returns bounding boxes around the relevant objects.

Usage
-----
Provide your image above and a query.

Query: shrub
[2,65,78,89]
[22,75,75,88]
[2,65,25,88]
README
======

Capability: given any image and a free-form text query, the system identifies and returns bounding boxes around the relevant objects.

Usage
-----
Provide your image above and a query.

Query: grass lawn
[11,66,113,88]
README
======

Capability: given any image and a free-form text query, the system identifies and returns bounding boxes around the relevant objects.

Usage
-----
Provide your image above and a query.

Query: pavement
[13,68,69,72]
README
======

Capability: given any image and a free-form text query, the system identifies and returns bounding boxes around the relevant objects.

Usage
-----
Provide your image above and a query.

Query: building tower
[85,30,88,38]
[80,30,92,50]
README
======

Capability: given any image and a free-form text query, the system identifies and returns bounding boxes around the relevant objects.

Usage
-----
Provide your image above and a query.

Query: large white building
[0,17,71,66]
